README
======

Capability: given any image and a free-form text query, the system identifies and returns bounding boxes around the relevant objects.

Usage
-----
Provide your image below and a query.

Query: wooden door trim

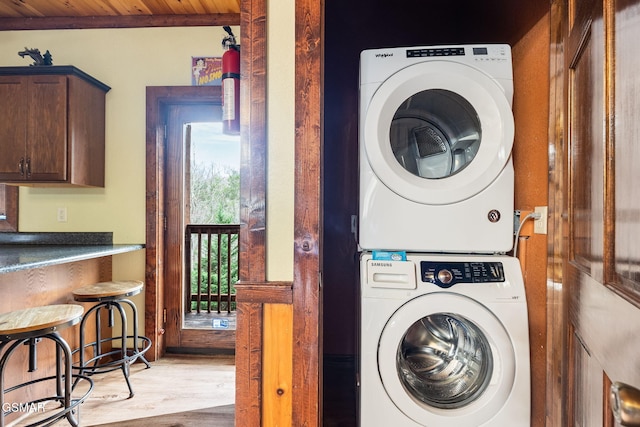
[162,100,236,352]
[547,0,568,425]
[145,85,234,361]
[238,0,267,283]
[140,1,324,424]
[234,0,268,425]
[293,0,323,425]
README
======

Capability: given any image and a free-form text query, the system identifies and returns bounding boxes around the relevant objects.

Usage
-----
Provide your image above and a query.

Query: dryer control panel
[406,47,465,57]
[405,45,509,59]
[420,261,505,288]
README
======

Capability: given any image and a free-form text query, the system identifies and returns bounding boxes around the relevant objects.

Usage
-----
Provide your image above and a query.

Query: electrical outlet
[57,207,67,222]
[534,206,547,235]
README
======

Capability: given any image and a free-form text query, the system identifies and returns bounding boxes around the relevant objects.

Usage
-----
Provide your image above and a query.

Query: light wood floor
[10,354,235,426]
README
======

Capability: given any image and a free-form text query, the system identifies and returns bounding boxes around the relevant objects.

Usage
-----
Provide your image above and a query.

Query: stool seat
[72,280,150,398]
[0,304,92,427]
[73,280,143,301]
[0,305,84,340]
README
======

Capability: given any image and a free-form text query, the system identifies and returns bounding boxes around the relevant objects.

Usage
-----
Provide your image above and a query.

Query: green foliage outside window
[188,161,240,312]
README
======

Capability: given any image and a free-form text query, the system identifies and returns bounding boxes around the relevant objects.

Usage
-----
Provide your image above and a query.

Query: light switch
[57,207,68,222]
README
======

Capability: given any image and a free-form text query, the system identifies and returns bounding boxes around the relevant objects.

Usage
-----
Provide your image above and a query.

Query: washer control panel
[420,261,505,288]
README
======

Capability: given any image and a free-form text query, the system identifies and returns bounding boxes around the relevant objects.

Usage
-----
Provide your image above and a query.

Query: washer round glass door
[364,61,514,205]
[378,293,516,426]
[398,312,493,409]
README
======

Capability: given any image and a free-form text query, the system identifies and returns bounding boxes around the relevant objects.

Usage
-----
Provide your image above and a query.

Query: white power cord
[513,211,541,258]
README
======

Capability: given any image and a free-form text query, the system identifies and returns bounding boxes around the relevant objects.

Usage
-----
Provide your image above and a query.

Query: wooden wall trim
[547,0,569,425]
[236,301,264,426]
[145,86,166,362]
[145,85,225,361]
[263,303,294,426]
[235,281,292,427]
[293,0,323,425]
[0,14,240,31]
[236,281,293,304]
[235,0,268,426]
[239,0,267,284]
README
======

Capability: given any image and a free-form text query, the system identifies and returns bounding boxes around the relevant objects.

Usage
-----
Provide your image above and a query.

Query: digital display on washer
[420,261,505,288]
[406,47,465,58]
[473,47,488,55]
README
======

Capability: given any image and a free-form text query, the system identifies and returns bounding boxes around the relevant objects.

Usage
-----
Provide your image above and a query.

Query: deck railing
[185,224,240,314]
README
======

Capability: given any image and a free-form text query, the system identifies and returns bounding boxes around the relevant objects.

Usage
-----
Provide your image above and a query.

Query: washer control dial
[437,269,454,285]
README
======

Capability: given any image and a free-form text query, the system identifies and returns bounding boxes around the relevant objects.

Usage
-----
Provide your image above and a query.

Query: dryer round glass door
[391,89,482,179]
[364,61,514,205]
[378,293,516,426]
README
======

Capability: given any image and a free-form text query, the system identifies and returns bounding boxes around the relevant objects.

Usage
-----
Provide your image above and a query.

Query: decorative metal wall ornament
[17,48,53,66]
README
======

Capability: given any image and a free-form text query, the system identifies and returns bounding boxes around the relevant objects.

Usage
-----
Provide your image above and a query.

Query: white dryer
[359,44,515,253]
[359,252,530,426]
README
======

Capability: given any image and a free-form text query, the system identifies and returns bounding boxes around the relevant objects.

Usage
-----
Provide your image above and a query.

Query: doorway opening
[183,122,240,332]
[153,89,239,355]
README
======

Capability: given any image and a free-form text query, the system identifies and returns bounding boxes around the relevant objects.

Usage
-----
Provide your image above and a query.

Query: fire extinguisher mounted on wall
[222,26,240,135]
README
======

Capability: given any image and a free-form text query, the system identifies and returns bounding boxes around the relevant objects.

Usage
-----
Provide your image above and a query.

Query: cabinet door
[0,76,28,180]
[26,75,68,182]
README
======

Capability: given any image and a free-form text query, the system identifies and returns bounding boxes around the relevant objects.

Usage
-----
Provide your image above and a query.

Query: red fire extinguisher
[222,26,240,135]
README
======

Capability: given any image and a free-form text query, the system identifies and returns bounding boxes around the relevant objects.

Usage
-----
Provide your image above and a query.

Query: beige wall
[0,21,296,286]
[267,0,295,282]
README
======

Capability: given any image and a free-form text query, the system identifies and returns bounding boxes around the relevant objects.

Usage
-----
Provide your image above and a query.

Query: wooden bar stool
[72,280,151,398]
[0,304,93,427]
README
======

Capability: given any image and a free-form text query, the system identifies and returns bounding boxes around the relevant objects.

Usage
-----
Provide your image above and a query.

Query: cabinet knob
[26,157,31,178]
[611,382,640,426]
[18,158,24,176]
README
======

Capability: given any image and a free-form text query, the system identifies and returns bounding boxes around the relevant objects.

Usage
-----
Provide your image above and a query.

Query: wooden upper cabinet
[0,66,110,187]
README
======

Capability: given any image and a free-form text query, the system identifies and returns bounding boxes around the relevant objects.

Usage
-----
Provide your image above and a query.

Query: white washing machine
[359,44,515,253]
[359,252,530,426]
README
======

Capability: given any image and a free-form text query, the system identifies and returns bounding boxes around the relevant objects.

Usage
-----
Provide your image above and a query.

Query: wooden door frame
[145,1,271,361]
[146,1,324,424]
[160,98,240,352]
[146,86,228,359]
[1,1,322,424]
[546,1,568,425]
[292,0,323,425]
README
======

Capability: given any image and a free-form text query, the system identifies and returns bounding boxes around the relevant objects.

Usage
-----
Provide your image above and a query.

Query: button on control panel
[420,261,505,288]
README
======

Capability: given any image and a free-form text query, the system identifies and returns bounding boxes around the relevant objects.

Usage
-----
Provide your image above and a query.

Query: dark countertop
[0,232,144,274]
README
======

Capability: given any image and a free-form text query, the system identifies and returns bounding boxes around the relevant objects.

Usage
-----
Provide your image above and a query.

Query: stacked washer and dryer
[358,45,531,426]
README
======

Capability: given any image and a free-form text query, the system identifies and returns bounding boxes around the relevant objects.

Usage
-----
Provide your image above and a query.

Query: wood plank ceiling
[0,0,240,30]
